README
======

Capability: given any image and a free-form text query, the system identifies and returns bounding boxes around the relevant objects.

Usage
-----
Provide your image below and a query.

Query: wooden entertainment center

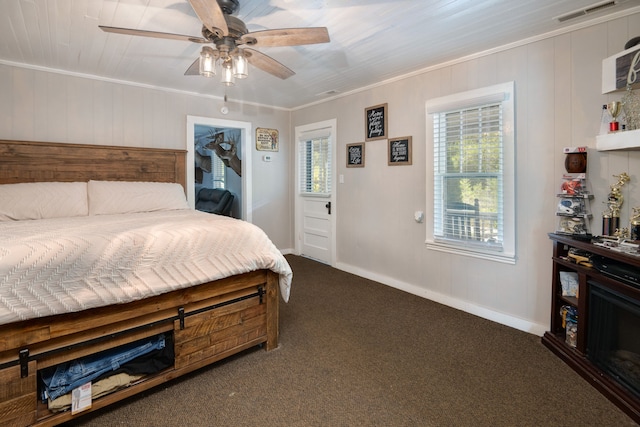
[543,233,640,423]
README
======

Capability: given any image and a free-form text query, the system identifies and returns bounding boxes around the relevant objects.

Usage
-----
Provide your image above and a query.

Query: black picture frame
[346,142,365,168]
[365,103,388,141]
[388,136,412,166]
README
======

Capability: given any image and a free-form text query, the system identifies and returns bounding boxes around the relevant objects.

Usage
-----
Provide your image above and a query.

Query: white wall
[0,64,293,250]
[291,12,640,335]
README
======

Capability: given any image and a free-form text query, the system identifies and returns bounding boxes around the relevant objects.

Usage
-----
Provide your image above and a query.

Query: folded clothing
[48,372,144,412]
[40,334,168,401]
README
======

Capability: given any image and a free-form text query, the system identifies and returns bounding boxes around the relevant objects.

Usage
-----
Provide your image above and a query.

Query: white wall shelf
[596,129,640,151]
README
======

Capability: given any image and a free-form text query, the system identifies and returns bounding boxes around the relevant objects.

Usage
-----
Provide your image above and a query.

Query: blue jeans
[41,334,166,401]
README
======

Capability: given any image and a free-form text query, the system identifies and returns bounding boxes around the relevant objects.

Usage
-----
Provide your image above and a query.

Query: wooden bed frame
[0,140,280,427]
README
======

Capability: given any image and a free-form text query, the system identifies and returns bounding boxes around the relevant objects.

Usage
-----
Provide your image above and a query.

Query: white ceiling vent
[555,0,619,22]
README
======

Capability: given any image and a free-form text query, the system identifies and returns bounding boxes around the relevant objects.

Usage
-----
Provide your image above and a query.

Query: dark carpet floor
[66,255,637,426]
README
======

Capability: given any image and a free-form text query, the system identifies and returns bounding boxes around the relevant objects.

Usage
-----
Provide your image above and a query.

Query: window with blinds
[299,134,331,196]
[211,154,226,189]
[426,82,515,263]
[433,103,503,249]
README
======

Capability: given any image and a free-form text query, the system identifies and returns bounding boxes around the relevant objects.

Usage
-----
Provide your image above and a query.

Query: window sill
[426,240,516,264]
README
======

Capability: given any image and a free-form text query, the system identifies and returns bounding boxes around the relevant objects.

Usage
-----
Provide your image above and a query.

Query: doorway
[294,119,337,265]
[186,115,253,222]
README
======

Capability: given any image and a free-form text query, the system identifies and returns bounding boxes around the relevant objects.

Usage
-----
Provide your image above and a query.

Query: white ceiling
[1,0,639,109]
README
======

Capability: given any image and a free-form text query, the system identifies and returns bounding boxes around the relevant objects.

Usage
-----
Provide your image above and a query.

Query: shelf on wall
[596,129,640,151]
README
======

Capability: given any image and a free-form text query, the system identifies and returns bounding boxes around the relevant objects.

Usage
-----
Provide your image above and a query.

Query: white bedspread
[0,210,292,325]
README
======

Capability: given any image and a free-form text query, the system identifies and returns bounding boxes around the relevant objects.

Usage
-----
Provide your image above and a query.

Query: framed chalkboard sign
[388,136,412,166]
[346,142,365,168]
[365,103,387,141]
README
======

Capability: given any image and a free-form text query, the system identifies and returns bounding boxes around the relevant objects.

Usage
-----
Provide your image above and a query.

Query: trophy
[607,101,622,132]
[602,172,630,235]
[631,207,640,241]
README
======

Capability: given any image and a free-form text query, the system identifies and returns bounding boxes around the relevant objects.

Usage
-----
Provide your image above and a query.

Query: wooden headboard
[0,140,187,189]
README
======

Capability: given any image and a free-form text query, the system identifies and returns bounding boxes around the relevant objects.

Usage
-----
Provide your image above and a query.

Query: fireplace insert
[588,280,640,399]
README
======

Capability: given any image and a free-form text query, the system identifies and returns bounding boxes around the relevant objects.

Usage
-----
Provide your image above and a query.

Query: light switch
[262,155,272,162]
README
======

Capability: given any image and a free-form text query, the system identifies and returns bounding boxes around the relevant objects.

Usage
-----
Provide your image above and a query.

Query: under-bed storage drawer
[0,362,37,427]
[174,295,267,369]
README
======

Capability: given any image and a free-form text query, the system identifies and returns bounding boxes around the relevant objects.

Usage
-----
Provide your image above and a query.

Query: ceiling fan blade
[188,0,228,37]
[243,48,295,80]
[240,27,329,47]
[99,26,208,43]
[184,58,201,76]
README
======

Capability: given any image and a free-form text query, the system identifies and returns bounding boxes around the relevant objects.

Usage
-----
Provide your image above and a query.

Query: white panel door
[301,196,332,262]
[295,119,337,265]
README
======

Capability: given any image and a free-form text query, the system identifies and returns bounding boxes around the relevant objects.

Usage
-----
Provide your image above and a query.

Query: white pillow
[0,182,88,221]
[88,180,189,215]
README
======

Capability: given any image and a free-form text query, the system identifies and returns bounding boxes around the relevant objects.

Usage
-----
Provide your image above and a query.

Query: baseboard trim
[335,261,547,337]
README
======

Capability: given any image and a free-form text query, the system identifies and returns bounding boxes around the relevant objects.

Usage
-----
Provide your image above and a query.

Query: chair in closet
[195,188,234,216]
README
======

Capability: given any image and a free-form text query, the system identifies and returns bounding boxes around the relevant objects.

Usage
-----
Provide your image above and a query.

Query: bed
[0,140,292,426]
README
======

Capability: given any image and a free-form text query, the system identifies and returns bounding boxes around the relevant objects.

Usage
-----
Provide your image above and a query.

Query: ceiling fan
[99,0,330,82]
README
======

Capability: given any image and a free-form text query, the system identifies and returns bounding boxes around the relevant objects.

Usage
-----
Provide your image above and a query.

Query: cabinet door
[0,361,37,427]
[174,297,267,369]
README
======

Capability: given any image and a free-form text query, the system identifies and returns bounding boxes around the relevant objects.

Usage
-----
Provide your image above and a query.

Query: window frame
[425,81,516,264]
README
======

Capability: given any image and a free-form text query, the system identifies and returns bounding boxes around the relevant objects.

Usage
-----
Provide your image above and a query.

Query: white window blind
[426,81,515,263]
[212,154,226,189]
[433,103,503,250]
[298,129,332,196]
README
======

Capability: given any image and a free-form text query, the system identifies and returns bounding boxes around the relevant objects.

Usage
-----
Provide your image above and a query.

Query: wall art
[256,127,279,151]
[388,136,412,165]
[365,103,387,141]
[347,142,365,168]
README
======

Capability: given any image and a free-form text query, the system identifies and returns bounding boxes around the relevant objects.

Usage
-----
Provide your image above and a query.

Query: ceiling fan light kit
[198,46,248,85]
[99,0,330,89]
